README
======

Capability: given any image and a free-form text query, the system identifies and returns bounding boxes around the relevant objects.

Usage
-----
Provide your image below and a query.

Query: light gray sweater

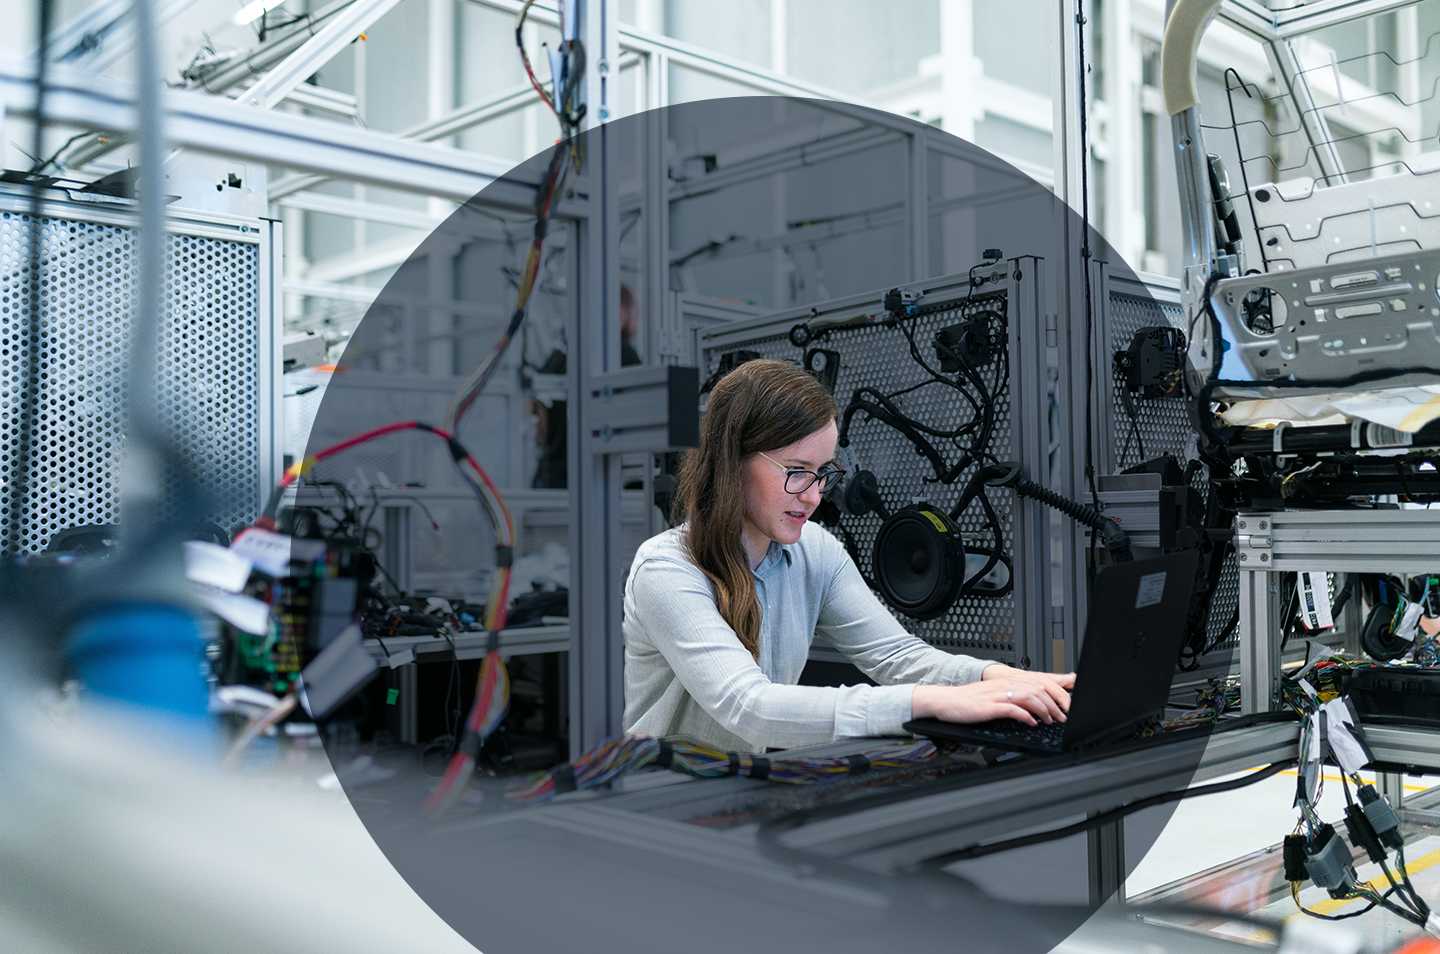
[621,521,995,752]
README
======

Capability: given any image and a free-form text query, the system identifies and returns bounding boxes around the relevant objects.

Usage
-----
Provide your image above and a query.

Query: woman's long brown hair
[673,359,837,658]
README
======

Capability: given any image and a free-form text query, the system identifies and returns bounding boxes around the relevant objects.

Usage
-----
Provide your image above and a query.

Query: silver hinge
[1044,312,1058,349]
[1235,516,1272,567]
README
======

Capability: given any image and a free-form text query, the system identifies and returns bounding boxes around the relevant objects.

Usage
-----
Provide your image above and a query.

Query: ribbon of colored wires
[244,419,515,812]
[445,1,585,436]
[507,737,938,802]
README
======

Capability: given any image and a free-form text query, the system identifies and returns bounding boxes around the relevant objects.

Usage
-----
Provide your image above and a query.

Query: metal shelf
[1236,508,1440,713]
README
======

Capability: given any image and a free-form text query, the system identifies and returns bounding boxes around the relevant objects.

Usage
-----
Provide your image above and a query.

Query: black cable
[919,761,1291,868]
[1222,68,1270,273]
[1396,842,1431,920]
[1118,389,1146,466]
[27,130,91,176]
[894,308,1001,484]
[854,386,980,440]
[1013,474,1131,561]
[895,313,988,422]
[4,0,54,564]
[960,489,1010,597]
[1343,769,1433,922]
[1293,885,1397,921]
[439,626,463,753]
[1076,0,1099,517]
[886,377,954,402]
[372,633,393,662]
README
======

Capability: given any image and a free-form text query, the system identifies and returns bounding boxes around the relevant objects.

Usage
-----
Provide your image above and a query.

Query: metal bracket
[1235,515,1272,567]
[584,365,700,453]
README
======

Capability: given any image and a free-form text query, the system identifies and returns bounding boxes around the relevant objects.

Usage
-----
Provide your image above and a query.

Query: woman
[622,359,1074,753]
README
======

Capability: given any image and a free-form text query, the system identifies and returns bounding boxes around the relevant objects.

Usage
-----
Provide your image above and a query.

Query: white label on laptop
[1135,572,1166,608]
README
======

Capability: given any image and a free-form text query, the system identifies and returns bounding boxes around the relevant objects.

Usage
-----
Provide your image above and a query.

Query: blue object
[67,603,211,722]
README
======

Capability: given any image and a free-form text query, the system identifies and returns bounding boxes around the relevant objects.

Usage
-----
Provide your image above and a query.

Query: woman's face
[741,419,839,550]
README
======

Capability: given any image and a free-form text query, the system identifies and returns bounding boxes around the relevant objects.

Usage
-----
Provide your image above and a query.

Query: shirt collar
[753,538,794,578]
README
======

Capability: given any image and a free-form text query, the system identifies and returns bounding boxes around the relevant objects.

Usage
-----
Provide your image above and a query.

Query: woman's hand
[982,664,1075,723]
[912,668,1076,726]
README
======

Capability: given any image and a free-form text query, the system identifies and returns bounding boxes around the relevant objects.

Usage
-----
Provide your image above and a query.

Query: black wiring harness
[803,263,1139,624]
[821,277,1013,603]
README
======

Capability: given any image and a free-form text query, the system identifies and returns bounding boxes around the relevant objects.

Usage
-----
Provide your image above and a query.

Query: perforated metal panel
[0,197,272,552]
[700,266,1050,664]
[1098,270,1240,657]
[1105,292,1191,473]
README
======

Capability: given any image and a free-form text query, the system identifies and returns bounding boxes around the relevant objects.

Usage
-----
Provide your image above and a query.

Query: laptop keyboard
[961,719,1067,750]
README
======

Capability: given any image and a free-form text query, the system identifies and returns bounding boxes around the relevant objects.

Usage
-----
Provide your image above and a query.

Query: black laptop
[905,550,1200,754]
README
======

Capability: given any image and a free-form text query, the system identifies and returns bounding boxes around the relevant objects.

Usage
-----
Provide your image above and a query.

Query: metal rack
[0,184,282,553]
[1235,506,1440,713]
[695,259,1060,669]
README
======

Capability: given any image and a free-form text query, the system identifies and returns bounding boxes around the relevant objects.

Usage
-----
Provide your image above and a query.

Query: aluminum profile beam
[187,0,358,94]
[266,51,636,203]
[0,58,534,207]
[1235,508,1440,713]
[1234,509,1440,575]
[1216,0,1420,40]
[780,721,1301,873]
[234,80,360,120]
[570,0,625,755]
[39,0,200,71]
[234,0,404,111]
[56,0,358,170]
[1268,0,1423,39]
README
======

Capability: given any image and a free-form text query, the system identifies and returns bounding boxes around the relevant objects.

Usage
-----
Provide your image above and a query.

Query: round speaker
[1361,602,1412,662]
[872,504,966,620]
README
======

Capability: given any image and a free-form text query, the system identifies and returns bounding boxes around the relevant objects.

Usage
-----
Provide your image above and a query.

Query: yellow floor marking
[1274,769,1433,794]
[1305,845,1440,916]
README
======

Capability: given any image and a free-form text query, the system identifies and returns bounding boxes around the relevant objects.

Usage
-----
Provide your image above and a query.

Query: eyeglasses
[756,450,845,495]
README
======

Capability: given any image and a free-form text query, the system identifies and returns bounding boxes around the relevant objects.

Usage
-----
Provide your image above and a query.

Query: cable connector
[1283,833,1310,882]
[1305,824,1356,896]
[1343,804,1386,863]
[883,286,924,318]
[1357,784,1404,851]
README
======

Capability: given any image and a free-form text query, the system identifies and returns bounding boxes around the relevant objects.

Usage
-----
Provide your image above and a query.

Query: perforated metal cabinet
[0,186,281,552]
[697,259,1054,668]
[1086,262,1242,667]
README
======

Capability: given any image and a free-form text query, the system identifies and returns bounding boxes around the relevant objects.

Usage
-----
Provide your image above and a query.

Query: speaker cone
[873,504,966,620]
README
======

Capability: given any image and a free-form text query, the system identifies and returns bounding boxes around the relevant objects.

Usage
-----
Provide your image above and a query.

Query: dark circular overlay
[305,97,1236,953]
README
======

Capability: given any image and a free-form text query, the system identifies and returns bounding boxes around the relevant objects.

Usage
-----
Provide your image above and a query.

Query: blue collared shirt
[621,521,994,752]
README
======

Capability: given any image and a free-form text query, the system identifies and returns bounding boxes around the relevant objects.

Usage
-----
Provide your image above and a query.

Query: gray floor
[1128,769,1440,948]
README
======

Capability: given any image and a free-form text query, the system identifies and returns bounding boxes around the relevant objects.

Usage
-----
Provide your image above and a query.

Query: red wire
[282,420,425,487]
[281,422,520,811]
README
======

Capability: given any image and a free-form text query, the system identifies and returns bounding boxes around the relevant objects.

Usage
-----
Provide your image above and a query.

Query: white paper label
[231,527,325,577]
[1321,697,1373,774]
[1298,571,1334,631]
[1396,601,1425,642]
[1136,572,1166,609]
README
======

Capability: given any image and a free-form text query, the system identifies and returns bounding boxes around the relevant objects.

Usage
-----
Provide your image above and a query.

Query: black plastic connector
[1113,326,1187,399]
[1344,804,1387,863]
[1358,784,1404,851]
[934,316,997,372]
[1283,834,1310,883]
[883,286,924,316]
